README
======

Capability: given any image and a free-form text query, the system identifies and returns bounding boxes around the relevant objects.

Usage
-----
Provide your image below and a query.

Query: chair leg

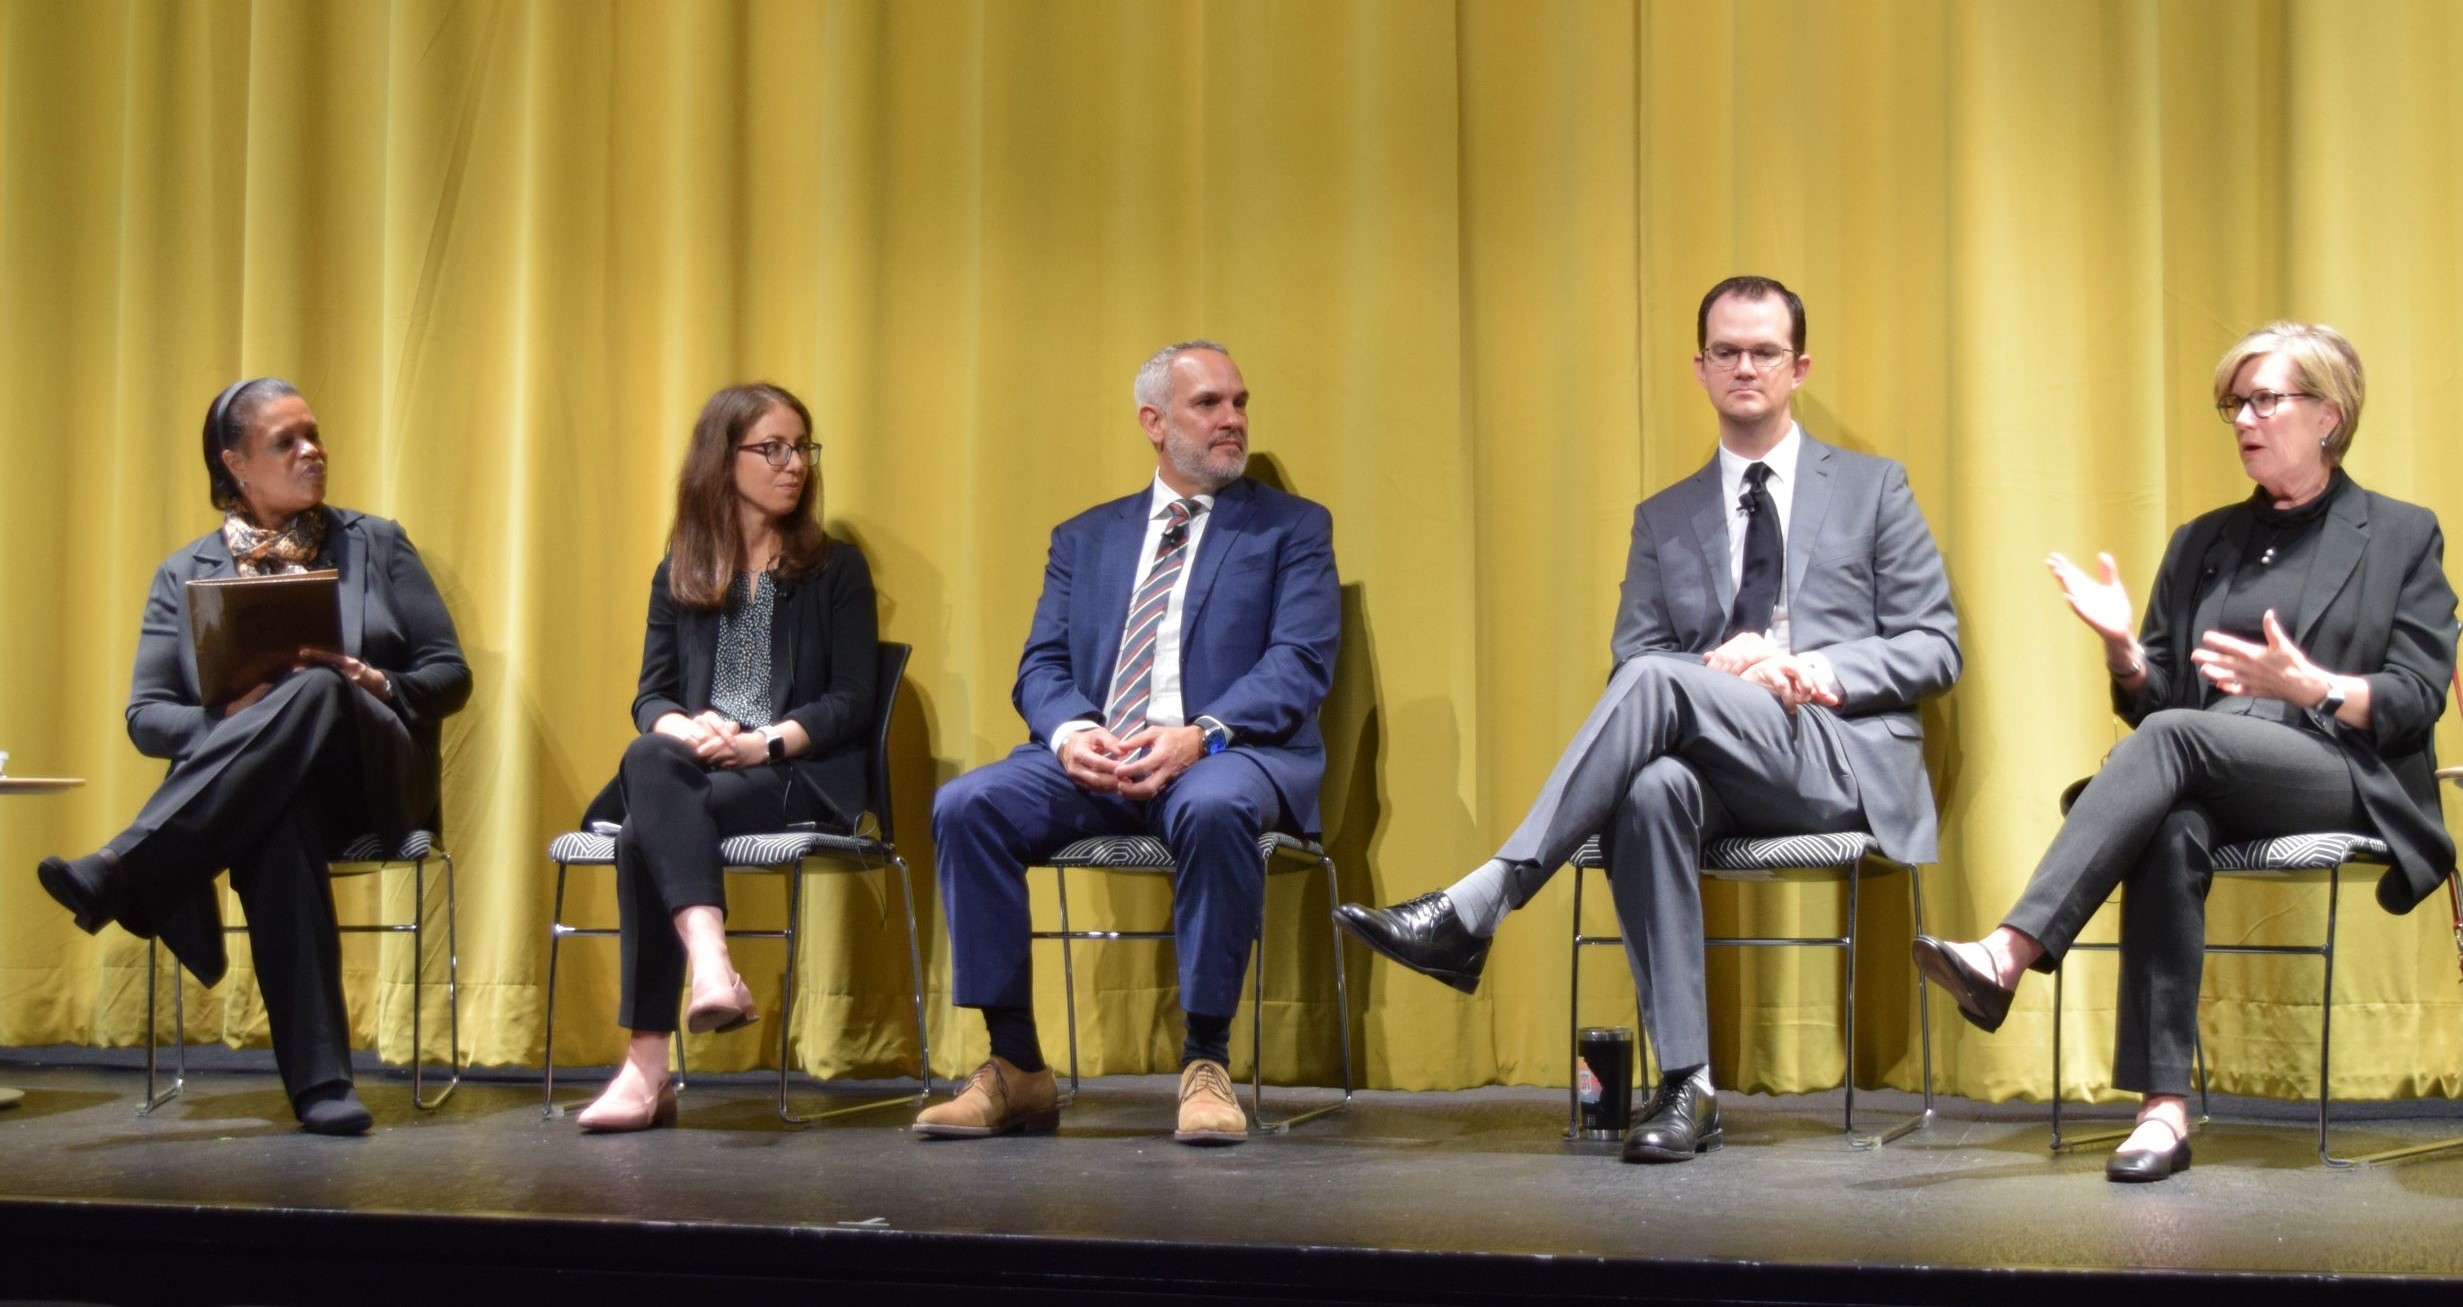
[1566,863,1587,1139]
[775,864,806,1125]
[1851,862,1932,1148]
[1055,868,1081,1102]
[2318,868,2350,1167]
[1249,848,1350,1133]
[895,855,934,1103]
[542,861,571,1118]
[1840,863,1860,1135]
[776,853,933,1125]
[140,937,186,1116]
[406,852,462,1110]
[427,849,464,1109]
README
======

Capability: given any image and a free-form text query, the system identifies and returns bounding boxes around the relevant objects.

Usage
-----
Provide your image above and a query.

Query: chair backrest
[864,642,913,843]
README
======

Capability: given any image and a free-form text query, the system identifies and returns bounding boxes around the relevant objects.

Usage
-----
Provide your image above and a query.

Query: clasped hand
[220,646,393,717]
[1705,631,1838,710]
[657,710,768,769]
[1059,724,1205,799]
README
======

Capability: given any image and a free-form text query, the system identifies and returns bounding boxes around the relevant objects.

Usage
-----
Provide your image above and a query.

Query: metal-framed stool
[142,830,462,1113]
[1032,832,1353,1132]
[1567,830,1935,1147]
[541,642,931,1125]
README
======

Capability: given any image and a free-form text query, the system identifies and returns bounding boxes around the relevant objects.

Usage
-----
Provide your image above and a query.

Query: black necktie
[1725,462,1782,640]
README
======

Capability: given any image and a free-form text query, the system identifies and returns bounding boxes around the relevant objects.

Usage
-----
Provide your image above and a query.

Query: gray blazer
[1611,432,1962,863]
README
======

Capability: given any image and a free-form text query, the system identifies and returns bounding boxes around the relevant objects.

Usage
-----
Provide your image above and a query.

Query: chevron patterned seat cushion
[332,830,438,865]
[1043,832,1326,871]
[548,826,890,868]
[1570,830,1881,879]
[2212,832,2389,873]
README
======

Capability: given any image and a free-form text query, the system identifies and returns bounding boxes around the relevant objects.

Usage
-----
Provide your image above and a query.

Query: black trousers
[610,733,829,1032]
[106,668,420,1104]
[2003,708,2366,1094]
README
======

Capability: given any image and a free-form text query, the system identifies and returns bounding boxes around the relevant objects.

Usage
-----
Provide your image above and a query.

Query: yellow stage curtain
[2,0,2458,1106]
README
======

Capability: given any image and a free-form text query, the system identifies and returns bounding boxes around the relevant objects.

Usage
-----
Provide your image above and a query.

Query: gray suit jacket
[1611,432,1961,863]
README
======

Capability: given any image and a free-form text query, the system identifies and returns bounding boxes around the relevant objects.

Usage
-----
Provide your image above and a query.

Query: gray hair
[1133,339,1232,410]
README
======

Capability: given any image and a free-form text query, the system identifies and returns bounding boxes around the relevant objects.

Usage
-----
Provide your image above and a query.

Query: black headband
[206,379,253,451]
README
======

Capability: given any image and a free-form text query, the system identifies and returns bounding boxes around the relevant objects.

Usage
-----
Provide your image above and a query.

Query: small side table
[2,776,84,1110]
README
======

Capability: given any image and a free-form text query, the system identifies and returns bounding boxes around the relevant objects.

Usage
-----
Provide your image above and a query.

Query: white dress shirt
[1052,475,1216,753]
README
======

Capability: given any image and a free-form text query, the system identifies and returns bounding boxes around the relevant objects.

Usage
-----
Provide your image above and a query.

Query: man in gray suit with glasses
[1337,275,1961,1163]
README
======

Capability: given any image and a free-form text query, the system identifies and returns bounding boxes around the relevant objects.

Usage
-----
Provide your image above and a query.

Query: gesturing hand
[2190,609,2332,705]
[2046,551,2134,644]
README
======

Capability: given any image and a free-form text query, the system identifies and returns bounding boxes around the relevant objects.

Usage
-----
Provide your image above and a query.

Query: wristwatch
[1196,716,1232,756]
[760,725,787,763]
[2314,682,2348,717]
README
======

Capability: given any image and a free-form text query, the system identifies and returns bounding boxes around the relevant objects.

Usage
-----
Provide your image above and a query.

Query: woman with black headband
[570,382,878,1132]
[37,378,471,1135]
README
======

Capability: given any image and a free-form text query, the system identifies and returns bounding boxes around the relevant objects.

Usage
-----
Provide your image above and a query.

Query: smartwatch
[2314,682,2348,718]
[1196,716,1232,757]
[760,725,787,763]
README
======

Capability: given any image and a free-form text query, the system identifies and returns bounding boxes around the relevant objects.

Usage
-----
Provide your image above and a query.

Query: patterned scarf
[222,506,331,577]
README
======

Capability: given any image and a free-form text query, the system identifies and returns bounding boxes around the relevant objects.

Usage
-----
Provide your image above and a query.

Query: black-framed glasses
[1701,344,1796,372]
[2215,390,2317,423]
[737,439,820,469]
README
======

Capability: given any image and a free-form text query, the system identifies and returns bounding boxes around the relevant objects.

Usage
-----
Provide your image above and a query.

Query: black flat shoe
[38,853,126,936]
[1622,1071,1721,1163]
[1909,935,2015,1034]
[1333,893,1488,994]
[2106,1125,2191,1183]
[296,1082,373,1136]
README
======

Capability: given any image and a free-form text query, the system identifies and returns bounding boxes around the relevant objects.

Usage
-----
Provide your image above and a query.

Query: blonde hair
[2212,322,2366,464]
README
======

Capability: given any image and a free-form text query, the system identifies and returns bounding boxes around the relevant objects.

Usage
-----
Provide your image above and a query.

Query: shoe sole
[913,1106,1062,1139]
[1622,1129,1722,1163]
[1332,912,1482,995]
[38,859,107,935]
[684,1008,759,1035]
[1174,1129,1249,1146]
[1908,937,2010,1034]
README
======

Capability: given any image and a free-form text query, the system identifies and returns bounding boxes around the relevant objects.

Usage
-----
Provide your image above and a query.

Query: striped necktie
[1103,497,1201,747]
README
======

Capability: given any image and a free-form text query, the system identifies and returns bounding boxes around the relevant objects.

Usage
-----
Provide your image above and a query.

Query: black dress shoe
[1622,1071,1721,1163]
[2106,1125,2191,1182]
[38,853,127,936]
[1333,893,1488,994]
[1909,935,2015,1034]
[295,1082,373,1136]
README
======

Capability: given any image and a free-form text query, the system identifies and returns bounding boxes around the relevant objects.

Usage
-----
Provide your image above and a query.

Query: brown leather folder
[186,569,344,709]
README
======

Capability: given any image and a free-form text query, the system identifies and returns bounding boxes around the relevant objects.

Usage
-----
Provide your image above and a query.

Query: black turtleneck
[2214,467,2348,646]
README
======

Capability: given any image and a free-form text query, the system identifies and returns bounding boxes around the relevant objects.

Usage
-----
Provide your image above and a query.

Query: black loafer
[296,1082,373,1137]
[1333,893,1488,994]
[1909,935,2015,1034]
[38,854,126,936]
[1622,1071,1721,1163]
[2106,1127,2191,1183]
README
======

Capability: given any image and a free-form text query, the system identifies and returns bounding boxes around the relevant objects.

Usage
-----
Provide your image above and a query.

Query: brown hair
[666,382,831,610]
[1696,275,1807,355]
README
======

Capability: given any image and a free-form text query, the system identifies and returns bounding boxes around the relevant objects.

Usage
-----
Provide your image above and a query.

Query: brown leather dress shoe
[914,1055,1060,1138]
[1174,1058,1249,1146]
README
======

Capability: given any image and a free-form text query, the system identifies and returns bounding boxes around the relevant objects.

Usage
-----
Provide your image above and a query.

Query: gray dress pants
[1491,656,1866,1069]
[2003,707,2366,1094]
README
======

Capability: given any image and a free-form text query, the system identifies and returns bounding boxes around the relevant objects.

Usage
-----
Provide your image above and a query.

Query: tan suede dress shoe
[914,1054,1060,1138]
[1174,1058,1248,1146]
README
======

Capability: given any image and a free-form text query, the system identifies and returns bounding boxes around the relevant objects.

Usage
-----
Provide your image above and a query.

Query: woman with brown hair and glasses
[572,382,879,1132]
[1913,323,2457,1182]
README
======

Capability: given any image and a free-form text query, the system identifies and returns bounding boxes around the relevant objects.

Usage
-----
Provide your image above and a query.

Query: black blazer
[615,540,879,827]
[130,508,472,806]
[2121,476,2458,912]
[128,508,471,980]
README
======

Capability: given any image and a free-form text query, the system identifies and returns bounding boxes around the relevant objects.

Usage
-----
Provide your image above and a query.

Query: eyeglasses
[1701,344,1796,372]
[737,439,820,469]
[2215,390,2317,423]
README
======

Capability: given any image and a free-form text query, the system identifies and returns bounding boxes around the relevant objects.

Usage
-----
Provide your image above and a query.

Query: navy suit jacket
[1012,477,1340,835]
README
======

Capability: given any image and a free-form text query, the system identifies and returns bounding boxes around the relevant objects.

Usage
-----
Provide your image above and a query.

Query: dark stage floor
[5,1045,2463,1304]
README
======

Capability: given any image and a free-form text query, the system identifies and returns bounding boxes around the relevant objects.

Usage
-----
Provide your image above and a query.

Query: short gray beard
[1167,439,1246,493]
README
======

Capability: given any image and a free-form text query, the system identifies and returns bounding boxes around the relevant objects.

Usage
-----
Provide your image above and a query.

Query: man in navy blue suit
[920,340,1340,1146]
